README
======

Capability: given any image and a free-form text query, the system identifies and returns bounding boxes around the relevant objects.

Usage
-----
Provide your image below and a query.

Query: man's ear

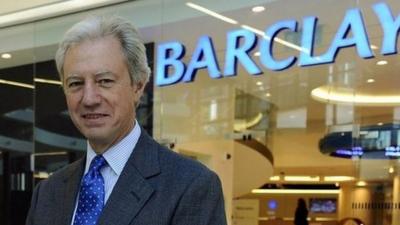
[133,82,146,108]
[134,81,145,94]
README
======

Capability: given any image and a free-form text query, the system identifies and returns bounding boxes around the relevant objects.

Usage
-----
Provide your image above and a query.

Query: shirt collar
[85,120,141,175]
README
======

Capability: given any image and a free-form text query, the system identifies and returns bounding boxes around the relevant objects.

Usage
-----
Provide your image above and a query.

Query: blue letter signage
[156,2,399,86]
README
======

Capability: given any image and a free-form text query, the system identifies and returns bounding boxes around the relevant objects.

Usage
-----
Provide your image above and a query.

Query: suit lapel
[98,130,161,225]
[55,158,85,225]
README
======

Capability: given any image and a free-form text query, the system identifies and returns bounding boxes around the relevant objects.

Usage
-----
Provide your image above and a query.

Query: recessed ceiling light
[252,189,340,194]
[389,167,395,174]
[366,79,375,83]
[284,176,320,182]
[311,86,400,106]
[0,0,127,28]
[252,6,265,13]
[256,81,263,86]
[377,122,383,126]
[0,78,34,89]
[186,2,238,24]
[370,45,378,50]
[265,93,271,97]
[356,181,367,187]
[34,78,62,85]
[254,51,261,57]
[324,176,354,182]
[1,53,11,59]
[269,176,280,181]
[376,60,388,66]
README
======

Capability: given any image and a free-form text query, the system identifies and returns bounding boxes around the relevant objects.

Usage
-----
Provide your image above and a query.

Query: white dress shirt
[70,121,141,224]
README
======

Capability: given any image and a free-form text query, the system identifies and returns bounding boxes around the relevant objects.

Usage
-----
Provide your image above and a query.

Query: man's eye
[68,81,83,88]
[98,79,114,87]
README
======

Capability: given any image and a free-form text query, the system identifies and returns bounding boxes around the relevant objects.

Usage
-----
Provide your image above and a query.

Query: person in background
[294,198,309,225]
[26,15,227,225]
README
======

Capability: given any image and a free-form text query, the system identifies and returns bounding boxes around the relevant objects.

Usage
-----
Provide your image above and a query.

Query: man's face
[63,36,143,152]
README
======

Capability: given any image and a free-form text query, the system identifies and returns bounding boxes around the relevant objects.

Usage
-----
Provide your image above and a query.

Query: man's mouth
[82,113,109,119]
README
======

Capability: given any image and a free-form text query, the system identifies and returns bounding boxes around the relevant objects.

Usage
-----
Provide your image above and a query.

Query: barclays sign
[155,2,400,86]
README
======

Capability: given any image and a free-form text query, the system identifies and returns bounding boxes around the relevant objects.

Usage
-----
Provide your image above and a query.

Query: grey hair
[55,15,151,85]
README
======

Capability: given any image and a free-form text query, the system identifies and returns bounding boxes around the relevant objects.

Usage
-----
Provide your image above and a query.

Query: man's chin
[83,132,108,144]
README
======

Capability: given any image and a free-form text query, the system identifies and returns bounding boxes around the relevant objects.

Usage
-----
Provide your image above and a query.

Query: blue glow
[373,2,400,55]
[223,29,261,76]
[155,42,186,86]
[317,8,373,65]
[182,36,221,82]
[299,16,320,66]
[335,147,364,156]
[385,146,400,157]
[259,20,297,71]
[268,200,278,210]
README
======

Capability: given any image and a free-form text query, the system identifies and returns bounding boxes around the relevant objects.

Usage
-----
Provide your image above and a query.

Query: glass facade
[0,0,399,224]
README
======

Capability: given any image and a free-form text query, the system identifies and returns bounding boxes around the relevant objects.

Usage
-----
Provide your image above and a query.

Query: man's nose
[82,82,101,107]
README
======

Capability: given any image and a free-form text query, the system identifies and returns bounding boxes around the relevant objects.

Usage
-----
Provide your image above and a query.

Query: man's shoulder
[156,143,216,180]
[44,157,84,184]
[138,131,215,179]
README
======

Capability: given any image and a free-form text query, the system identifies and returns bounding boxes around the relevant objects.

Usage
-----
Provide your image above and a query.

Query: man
[26,16,227,225]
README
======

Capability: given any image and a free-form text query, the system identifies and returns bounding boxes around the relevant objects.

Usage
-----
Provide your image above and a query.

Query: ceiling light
[270,176,280,181]
[366,79,375,83]
[370,45,378,50]
[34,78,62,85]
[1,53,11,59]
[241,24,305,52]
[0,0,127,28]
[252,189,340,194]
[0,79,34,89]
[324,176,354,182]
[233,113,263,132]
[377,122,383,126]
[356,181,367,187]
[266,93,271,97]
[311,86,400,106]
[254,51,261,57]
[33,152,68,156]
[252,6,265,13]
[34,172,50,179]
[186,2,238,24]
[186,2,308,55]
[376,60,388,66]
[284,176,320,182]
[389,166,395,174]
[241,24,267,36]
[256,81,263,86]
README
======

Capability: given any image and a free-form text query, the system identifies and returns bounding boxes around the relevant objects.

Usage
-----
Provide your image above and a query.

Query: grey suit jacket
[26,130,227,225]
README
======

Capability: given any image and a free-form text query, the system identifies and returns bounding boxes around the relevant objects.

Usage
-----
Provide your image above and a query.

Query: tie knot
[89,155,106,172]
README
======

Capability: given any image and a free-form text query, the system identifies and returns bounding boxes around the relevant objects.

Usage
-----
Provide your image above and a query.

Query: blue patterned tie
[73,155,107,225]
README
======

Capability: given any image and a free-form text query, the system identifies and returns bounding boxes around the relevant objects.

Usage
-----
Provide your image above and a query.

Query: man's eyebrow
[94,71,115,76]
[65,74,81,82]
